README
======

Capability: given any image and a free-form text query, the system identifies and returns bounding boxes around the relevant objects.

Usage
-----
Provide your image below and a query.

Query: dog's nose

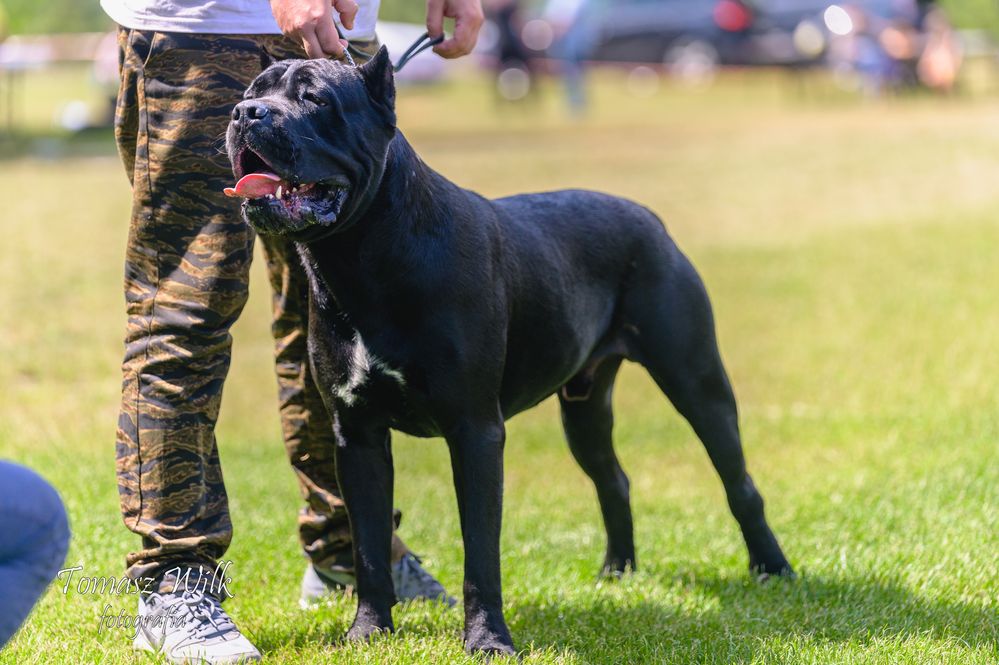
[231,101,271,125]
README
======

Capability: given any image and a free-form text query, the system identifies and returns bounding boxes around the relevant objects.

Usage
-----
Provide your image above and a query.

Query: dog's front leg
[444,417,515,656]
[333,417,396,641]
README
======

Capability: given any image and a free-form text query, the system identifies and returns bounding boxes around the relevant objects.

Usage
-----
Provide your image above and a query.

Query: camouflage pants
[113,28,382,590]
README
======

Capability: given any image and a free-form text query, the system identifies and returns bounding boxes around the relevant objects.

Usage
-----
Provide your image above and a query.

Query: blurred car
[539,0,922,76]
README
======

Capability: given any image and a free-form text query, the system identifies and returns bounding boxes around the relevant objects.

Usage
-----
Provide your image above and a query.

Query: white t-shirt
[100,0,380,40]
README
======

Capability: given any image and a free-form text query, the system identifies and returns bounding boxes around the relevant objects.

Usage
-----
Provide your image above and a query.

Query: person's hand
[270,0,359,59]
[426,0,484,58]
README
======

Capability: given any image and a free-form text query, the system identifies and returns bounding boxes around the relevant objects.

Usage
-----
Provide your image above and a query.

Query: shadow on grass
[250,611,349,653]
[249,599,463,655]
[245,570,996,662]
[510,571,998,662]
[250,612,473,664]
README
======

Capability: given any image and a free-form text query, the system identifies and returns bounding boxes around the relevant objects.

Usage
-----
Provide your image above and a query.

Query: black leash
[392,32,444,72]
[338,31,444,72]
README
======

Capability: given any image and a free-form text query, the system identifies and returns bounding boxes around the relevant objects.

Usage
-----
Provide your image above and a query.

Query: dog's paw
[345,623,391,642]
[345,622,393,643]
[599,556,635,581]
[464,625,516,658]
[750,557,796,583]
[464,640,517,659]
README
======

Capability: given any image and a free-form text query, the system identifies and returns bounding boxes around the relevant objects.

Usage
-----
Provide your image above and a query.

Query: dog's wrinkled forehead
[245,59,361,101]
[238,47,396,130]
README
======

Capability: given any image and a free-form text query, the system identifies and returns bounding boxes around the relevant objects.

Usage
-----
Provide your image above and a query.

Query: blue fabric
[0,461,71,648]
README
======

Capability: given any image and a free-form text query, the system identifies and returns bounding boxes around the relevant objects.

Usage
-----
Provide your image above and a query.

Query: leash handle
[333,32,443,72]
[393,32,444,72]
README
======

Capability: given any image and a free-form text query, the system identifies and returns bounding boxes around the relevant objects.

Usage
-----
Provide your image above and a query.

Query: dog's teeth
[276,185,283,199]
[267,194,274,199]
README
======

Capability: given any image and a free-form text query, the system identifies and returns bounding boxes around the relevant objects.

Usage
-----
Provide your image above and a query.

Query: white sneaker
[133,591,261,664]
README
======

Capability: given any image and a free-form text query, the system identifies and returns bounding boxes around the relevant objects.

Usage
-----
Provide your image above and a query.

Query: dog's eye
[302,92,327,107]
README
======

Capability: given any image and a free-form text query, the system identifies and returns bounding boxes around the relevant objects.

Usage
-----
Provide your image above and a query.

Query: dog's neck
[365,130,453,232]
[324,130,452,240]
[297,130,460,315]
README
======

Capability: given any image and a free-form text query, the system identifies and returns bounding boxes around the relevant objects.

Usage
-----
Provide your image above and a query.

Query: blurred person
[828,5,896,96]
[917,6,962,94]
[0,462,71,648]
[545,0,602,115]
[94,30,122,127]
[99,0,483,661]
[879,20,920,88]
[850,6,894,95]
[484,0,535,102]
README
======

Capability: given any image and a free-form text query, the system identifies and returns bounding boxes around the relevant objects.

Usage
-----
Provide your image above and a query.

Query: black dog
[226,48,793,655]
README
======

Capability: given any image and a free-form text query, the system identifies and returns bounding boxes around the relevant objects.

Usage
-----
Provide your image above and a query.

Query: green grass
[1,71,998,664]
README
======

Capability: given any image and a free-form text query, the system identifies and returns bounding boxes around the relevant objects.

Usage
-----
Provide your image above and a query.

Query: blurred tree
[942,0,999,36]
[0,0,111,33]
[0,2,9,41]
[379,0,425,25]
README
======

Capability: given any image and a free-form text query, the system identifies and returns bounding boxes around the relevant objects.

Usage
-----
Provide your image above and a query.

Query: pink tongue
[224,172,284,199]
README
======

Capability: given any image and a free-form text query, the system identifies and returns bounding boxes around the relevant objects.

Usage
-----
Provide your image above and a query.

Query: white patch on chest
[332,333,406,406]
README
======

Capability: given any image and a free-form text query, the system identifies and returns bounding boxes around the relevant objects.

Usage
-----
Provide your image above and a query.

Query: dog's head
[225,47,396,240]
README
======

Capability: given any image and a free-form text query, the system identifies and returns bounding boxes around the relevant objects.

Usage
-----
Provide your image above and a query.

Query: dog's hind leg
[624,250,793,578]
[559,355,636,578]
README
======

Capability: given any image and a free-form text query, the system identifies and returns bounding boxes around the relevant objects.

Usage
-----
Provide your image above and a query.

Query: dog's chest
[329,332,406,406]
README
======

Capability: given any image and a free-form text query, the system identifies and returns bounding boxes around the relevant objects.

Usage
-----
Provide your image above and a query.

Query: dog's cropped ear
[359,46,396,127]
[259,48,276,71]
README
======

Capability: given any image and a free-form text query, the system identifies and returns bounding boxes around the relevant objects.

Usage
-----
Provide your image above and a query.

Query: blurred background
[0,0,995,144]
[2,1,998,663]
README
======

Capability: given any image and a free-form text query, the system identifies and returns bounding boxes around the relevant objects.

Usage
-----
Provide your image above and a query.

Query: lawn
[1,71,997,664]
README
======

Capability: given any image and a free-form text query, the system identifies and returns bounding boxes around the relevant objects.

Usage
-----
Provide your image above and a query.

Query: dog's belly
[491,197,638,416]
[354,303,617,437]
[499,305,617,417]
